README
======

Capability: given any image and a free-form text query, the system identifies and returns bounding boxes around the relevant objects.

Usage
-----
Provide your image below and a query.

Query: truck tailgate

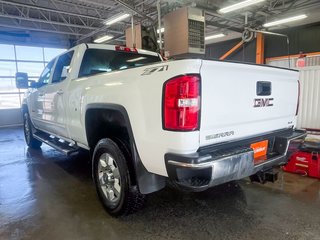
[199,60,299,147]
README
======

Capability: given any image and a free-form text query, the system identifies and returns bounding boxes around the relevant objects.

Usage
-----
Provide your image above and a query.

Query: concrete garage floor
[0,127,320,240]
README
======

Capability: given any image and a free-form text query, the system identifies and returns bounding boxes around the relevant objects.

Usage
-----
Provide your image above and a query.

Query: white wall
[297,66,320,130]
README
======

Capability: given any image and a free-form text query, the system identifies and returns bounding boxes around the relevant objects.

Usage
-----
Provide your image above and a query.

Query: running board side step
[33,131,79,156]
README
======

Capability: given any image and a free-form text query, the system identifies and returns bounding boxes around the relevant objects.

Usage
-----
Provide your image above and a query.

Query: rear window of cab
[78,49,161,78]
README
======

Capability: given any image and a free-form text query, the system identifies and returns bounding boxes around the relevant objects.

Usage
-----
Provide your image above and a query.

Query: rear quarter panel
[67,60,202,176]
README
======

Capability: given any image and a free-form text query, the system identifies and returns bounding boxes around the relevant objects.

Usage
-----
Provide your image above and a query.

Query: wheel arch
[85,103,165,194]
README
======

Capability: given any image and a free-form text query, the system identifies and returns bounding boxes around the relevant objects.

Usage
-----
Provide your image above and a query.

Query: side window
[52,51,74,83]
[38,60,55,86]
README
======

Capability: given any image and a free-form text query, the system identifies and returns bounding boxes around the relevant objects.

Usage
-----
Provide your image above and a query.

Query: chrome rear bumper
[165,129,307,191]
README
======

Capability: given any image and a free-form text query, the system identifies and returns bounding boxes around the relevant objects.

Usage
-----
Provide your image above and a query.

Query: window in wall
[0,61,17,76]
[0,78,22,109]
[0,93,22,109]
[44,47,66,62]
[16,46,44,61]
[0,77,15,92]
[0,44,67,109]
[0,44,15,60]
[17,62,45,77]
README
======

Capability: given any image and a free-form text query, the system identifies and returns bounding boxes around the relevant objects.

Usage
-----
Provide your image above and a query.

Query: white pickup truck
[16,43,306,216]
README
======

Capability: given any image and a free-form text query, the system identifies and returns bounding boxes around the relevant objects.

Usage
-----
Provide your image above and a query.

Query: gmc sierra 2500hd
[16,43,306,216]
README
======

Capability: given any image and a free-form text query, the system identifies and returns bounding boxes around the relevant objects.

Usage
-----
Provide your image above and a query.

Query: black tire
[23,112,42,149]
[92,138,146,217]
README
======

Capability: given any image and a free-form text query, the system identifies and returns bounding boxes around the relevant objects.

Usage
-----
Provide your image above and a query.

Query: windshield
[79,49,161,78]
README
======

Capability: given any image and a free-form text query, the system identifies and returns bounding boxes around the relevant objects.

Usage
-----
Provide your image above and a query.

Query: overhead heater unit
[164,7,205,58]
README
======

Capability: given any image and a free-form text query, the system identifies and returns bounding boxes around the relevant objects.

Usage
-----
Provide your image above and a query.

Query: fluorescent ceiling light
[157,28,165,33]
[103,13,130,25]
[219,0,265,14]
[127,57,146,62]
[263,14,307,27]
[205,33,225,41]
[94,35,113,43]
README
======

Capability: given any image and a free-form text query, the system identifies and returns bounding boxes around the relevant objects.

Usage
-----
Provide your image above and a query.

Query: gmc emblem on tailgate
[254,98,274,107]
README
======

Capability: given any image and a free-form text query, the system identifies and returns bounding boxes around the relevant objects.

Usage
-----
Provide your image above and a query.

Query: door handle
[57,89,64,95]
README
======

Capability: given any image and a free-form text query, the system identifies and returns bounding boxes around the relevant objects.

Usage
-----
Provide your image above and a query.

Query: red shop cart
[283,140,320,179]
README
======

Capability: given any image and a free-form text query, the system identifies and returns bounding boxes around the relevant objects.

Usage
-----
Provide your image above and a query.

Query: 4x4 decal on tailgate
[141,65,168,75]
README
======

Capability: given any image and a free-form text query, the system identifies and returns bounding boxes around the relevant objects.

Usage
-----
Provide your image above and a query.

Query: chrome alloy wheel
[97,153,121,203]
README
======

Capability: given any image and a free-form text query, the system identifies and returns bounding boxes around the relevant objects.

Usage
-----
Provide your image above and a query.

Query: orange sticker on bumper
[250,140,268,159]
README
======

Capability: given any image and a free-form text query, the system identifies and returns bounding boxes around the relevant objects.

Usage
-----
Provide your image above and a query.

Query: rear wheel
[92,138,146,217]
[23,112,42,148]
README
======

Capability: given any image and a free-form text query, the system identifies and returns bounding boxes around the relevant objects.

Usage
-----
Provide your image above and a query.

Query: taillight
[163,74,200,131]
[296,80,300,116]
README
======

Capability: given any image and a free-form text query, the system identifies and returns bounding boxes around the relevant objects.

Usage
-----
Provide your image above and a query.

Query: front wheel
[92,138,146,217]
[23,112,42,149]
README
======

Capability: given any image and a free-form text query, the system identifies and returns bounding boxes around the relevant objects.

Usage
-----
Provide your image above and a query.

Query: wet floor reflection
[0,128,36,223]
[0,157,37,222]
[1,127,320,240]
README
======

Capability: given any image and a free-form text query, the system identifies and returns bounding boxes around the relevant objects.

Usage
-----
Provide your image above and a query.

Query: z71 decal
[141,65,168,75]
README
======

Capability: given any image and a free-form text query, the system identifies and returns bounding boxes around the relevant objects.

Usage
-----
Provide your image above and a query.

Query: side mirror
[15,72,29,89]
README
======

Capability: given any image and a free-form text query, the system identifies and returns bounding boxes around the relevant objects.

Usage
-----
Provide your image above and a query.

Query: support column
[256,32,264,64]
